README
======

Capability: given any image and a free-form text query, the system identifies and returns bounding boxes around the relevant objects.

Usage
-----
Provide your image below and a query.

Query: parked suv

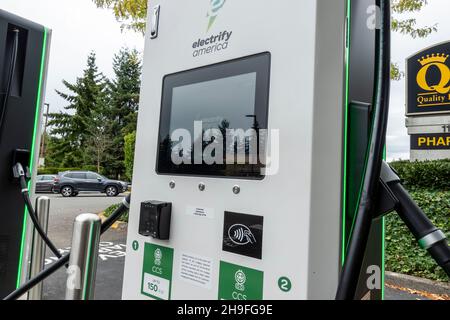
[53,171,128,197]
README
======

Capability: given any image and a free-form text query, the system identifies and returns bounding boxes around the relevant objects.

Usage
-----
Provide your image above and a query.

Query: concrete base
[386,271,450,296]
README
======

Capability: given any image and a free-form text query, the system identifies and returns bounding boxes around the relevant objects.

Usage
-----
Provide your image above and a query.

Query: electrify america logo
[207,0,226,31]
[192,30,232,58]
[192,0,231,57]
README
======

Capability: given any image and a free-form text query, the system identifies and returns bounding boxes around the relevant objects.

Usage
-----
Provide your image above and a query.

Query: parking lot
[37,193,127,300]
[42,193,126,247]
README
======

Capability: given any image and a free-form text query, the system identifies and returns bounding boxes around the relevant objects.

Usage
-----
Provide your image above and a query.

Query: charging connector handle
[388,181,450,277]
[14,163,62,259]
[419,230,447,250]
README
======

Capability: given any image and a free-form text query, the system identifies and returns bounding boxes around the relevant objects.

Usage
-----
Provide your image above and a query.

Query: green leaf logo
[207,0,226,32]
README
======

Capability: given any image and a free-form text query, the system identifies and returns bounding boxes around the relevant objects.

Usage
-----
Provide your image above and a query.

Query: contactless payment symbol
[223,212,263,259]
[228,224,257,245]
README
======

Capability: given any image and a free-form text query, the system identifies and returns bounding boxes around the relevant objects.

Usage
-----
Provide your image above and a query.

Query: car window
[86,173,101,180]
[43,176,52,181]
[37,176,43,181]
[67,172,86,179]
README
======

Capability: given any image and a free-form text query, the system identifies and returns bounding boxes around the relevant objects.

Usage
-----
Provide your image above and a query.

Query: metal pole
[27,196,51,300]
[39,102,50,162]
[65,213,101,300]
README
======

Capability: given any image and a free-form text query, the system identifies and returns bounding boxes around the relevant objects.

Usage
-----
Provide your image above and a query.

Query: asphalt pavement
[42,193,125,248]
[37,192,126,300]
[35,192,430,300]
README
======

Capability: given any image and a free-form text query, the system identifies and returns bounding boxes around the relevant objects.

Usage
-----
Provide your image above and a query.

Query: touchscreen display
[157,53,270,179]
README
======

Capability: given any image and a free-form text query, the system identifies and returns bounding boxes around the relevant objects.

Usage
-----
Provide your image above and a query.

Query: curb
[98,212,128,230]
[385,271,450,296]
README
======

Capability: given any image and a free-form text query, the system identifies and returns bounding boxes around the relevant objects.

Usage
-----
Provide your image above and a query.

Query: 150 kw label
[141,243,174,300]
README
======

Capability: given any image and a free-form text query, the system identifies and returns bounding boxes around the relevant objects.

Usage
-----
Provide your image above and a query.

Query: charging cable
[13,162,62,259]
[3,194,131,300]
[336,0,391,300]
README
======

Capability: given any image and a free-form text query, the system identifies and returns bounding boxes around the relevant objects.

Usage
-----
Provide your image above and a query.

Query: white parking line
[45,242,127,265]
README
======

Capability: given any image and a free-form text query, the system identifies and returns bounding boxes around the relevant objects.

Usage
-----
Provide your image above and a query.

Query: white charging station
[123,0,349,300]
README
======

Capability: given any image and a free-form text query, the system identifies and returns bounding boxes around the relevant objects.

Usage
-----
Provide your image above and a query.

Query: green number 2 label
[278,277,292,292]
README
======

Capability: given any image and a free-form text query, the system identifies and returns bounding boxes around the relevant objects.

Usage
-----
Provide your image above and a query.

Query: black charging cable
[381,164,450,277]
[336,0,391,300]
[0,29,19,138]
[13,162,62,259]
[3,194,131,300]
[391,185,450,276]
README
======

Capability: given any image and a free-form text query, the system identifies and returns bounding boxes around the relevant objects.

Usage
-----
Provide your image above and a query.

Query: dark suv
[53,171,128,197]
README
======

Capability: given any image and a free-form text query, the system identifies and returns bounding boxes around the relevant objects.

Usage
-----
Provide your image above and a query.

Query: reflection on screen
[170,72,257,137]
[157,53,271,178]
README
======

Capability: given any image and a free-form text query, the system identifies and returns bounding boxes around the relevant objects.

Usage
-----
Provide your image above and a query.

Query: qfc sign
[407,41,450,115]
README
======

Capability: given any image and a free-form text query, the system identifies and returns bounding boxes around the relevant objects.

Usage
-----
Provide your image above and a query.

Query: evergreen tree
[44,135,64,168]
[85,91,114,173]
[124,131,136,181]
[104,48,141,178]
[47,52,108,168]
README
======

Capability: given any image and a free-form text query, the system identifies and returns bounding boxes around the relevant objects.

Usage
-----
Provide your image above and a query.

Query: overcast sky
[2,0,450,161]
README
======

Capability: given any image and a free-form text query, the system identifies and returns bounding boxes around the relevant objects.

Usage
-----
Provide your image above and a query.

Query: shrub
[385,190,450,282]
[390,159,450,192]
[103,202,128,222]
[124,131,136,181]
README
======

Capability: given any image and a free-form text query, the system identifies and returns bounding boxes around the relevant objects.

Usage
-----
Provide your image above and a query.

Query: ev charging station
[1,0,448,302]
[0,10,51,298]
[122,0,384,300]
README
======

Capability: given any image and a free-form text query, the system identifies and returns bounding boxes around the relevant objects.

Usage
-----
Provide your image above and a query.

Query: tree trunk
[97,150,101,173]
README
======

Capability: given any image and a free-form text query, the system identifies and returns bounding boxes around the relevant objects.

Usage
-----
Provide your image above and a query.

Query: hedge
[390,159,450,192]
[385,190,450,282]
[124,131,136,181]
[104,203,128,223]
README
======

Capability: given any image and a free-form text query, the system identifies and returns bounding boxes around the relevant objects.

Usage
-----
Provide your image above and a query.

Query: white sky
[2,0,450,161]
[1,0,145,117]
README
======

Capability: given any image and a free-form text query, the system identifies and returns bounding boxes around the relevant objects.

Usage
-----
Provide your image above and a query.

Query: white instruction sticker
[179,253,213,289]
[186,206,215,219]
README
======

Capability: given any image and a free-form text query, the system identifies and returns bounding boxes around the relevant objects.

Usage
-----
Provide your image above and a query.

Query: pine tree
[47,52,108,168]
[103,48,141,178]
[85,91,114,173]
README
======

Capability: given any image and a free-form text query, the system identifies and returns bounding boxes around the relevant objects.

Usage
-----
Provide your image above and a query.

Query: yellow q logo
[416,54,450,94]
